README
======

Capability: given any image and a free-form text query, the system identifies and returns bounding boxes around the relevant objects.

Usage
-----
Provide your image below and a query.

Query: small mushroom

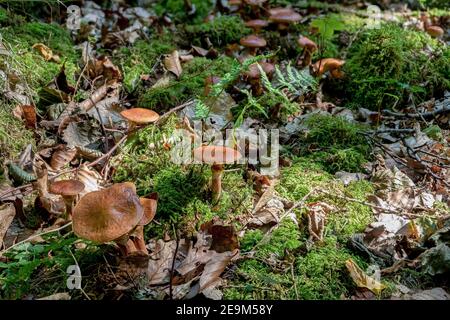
[298,36,318,66]
[426,25,444,38]
[49,180,85,219]
[240,35,267,55]
[312,58,345,79]
[245,19,269,33]
[193,146,242,203]
[72,182,144,255]
[269,8,301,31]
[120,107,160,131]
[244,0,268,17]
[244,62,275,95]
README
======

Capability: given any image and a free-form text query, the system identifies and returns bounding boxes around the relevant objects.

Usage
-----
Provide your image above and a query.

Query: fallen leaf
[346,259,386,295]
[50,145,77,170]
[37,292,71,300]
[164,50,182,78]
[32,43,60,63]
[0,203,16,249]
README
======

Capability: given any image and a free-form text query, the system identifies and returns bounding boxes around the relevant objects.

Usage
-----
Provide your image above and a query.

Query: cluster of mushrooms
[234,4,346,96]
[44,106,244,254]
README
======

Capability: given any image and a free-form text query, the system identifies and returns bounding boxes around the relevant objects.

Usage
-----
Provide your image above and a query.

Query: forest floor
[0,0,449,300]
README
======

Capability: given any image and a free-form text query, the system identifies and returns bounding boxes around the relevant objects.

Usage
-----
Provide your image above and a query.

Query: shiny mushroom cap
[245,19,269,30]
[426,25,444,38]
[72,182,144,243]
[240,35,267,48]
[269,9,301,24]
[313,58,345,76]
[193,146,242,165]
[298,36,318,51]
[49,180,85,196]
[120,108,160,124]
[138,193,158,226]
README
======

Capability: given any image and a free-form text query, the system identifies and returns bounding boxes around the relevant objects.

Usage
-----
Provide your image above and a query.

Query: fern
[194,99,210,120]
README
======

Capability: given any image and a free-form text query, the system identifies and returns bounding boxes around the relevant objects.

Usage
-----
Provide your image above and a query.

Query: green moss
[154,0,214,24]
[345,23,450,110]
[293,114,371,173]
[138,55,235,110]
[0,21,79,96]
[423,125,443,141]
[115,37,176,92]
[422,0,450,9]
[277,158,332,201]
[185,15,251,47]
[0,101,35,165]
[295,237,365,300]
[326,180,374,240]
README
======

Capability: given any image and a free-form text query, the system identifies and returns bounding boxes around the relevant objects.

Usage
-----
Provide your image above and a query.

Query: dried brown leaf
[164,50,182,78]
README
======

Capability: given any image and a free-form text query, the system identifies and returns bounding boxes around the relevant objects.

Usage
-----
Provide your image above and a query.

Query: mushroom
[244,62,275,95]
[193,146,242,203]
[243,0,268,18]
[129,193,158,254]
[245,19,269,33]
[240,35,267,55]
[312,58,345,79]
[49,180,85,219]
[269,8,301,31]
[72,182,144,255]
[298,36,318,66]
[120,107,160,131]
[426,25,444,38]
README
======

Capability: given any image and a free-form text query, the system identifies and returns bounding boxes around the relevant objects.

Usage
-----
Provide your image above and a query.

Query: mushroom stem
[131,226,148,254]
[62,195,75,220]
[211,164,224,203]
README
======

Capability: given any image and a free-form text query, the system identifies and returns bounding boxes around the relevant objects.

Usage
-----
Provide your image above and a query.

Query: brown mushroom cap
[298,36,318,51]
[269,9,301,24]
[138,193,158,226]
[313,58,345,76]
[240,35,267,48]
[193,146,242,165]
[245,62,275,79]
[120,108,160,124]
[72,182,144,243]
[426,25,444,38]
[245,19,269,30]
[49,180,85,196]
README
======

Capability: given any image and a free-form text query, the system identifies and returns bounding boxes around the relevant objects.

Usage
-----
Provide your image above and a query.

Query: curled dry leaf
[163,50,182,78]
[32,43,60,63]
[50,145,77,170]
[307,201,334,242]
[346,258,386,295]
[0,203,16,249]
[76,164,103,196]
[13,105,37,129]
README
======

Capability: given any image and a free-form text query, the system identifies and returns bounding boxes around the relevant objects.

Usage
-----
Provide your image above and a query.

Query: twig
[0,184,32,201]
[291,263,299,300]
[156,100,194,124]
[68,248,92,300]
[0,222,72,256]
[169,226,179,300]
[383,105,450,119]
[87,134,127,167]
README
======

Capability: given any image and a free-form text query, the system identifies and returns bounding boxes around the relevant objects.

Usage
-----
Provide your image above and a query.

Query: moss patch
[137,55,235,111]
[153,0,214,24]
[0,20,79,97]
[0,101,35,167]
[184,15,251,48]
[345,23,450,110]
